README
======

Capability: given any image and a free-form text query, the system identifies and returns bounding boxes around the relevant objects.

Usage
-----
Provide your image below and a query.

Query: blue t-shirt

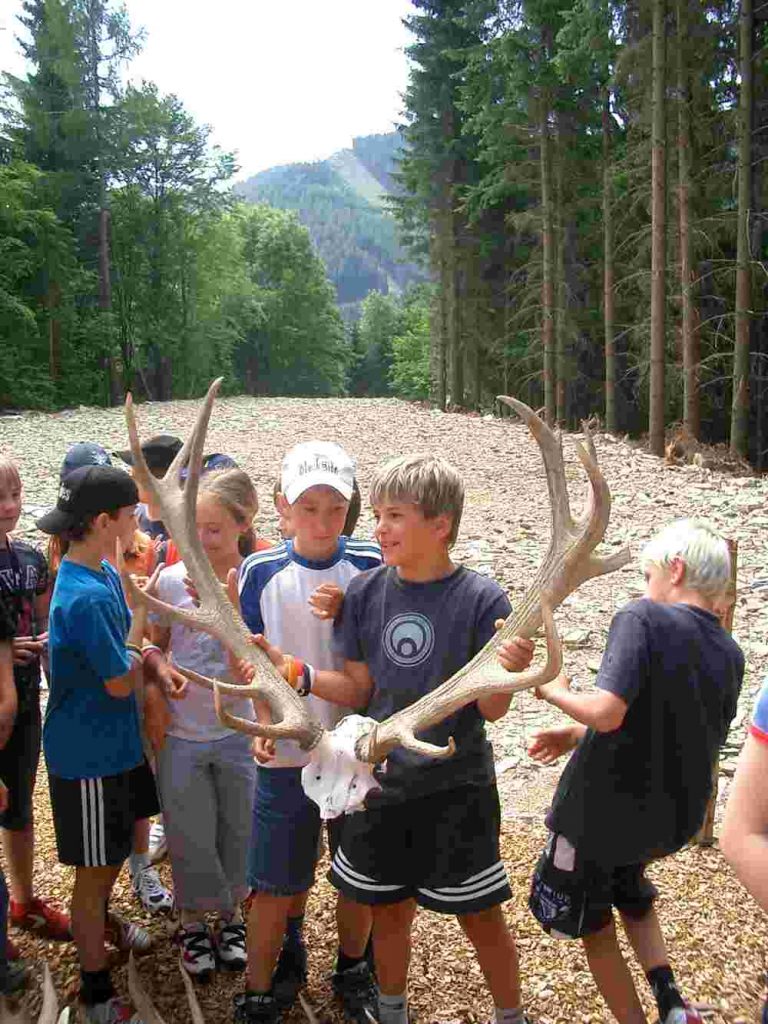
[336,564,512,805]
[44,559,143,780]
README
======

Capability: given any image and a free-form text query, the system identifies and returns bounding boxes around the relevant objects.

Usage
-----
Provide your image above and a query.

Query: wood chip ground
[1,397,766,1023]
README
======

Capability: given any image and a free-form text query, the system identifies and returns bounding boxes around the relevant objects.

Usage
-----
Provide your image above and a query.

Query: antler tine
[498,395,575,536]
[128,953,167,1024]
[38,964,58,1024]
[356,600,562,764]
[123,382,322,751]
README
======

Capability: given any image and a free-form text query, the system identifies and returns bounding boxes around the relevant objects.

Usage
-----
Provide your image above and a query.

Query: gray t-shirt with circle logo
[336,564,512,805]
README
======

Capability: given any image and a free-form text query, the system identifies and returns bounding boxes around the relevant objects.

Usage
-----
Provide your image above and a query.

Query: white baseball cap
[281,441,355,504]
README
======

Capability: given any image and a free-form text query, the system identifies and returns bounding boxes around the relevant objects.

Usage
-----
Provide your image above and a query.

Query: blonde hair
[640,519,731,599]
[0,458,21,492]
[199,469,259,556]
[370,455,464,546]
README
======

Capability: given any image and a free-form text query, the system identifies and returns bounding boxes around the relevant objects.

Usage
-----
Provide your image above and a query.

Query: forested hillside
[394,1,767,468]
[0,0,350,406]
[234,134,424,312]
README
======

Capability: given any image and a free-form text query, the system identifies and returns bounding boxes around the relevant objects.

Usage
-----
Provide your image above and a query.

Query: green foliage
[390,300,431,399]
[0,0,351,408]
[234,204,348,396]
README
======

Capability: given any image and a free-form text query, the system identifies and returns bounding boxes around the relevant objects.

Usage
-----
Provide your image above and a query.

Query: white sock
[129,851,149,877]
[379,993,408,1024]
[495,1008,525,1024]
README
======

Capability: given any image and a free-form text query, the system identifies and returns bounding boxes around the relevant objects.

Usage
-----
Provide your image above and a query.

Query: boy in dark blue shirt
[523,520,744,1024]
[37,466,161,1024]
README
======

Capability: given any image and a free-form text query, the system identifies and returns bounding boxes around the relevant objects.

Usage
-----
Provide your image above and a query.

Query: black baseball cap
[36,466,139,535]
[114,434,183,472]
[60,442,112,481]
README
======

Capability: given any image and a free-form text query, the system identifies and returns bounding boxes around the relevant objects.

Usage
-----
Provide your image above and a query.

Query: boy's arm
[251,634,373,709]
[0,641,18,749]
[534,672,628,732]
[721,733,768,911]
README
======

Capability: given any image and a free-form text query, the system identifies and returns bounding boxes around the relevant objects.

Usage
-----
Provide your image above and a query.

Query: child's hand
[250,634,290,680]
[0,780,7,814]
[535,670,571,703]
[253,736,276,764]
[495,619,535,673]
[12,636,46,665]
[309,583,344,621]
[144,649,188,700]
[528,725,581,764]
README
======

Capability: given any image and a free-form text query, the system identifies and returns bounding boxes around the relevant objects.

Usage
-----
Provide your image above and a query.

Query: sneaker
[132,866,173,914]
[660,1008,705,1024]
[0,959,29,997]
[105,913,152,956]
[214,918,246,972]
[272,940,307,1010]
[332,961,379,1023]
[233,991,280,1023]
[148,820,167,865]
[10,896,72,940]
[83,996,143,1023]
[175,922,216,981]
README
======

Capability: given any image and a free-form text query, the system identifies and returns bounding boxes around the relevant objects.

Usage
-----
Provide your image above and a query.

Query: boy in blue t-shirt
[37,466,161,1024]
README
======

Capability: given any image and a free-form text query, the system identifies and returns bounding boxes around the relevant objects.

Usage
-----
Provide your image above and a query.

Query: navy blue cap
[60,442,112,481]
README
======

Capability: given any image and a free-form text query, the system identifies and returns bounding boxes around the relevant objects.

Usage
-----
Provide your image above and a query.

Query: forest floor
[1,395,767,1024]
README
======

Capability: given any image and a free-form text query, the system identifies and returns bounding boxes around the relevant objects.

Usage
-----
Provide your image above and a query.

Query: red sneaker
[10,897,72,940]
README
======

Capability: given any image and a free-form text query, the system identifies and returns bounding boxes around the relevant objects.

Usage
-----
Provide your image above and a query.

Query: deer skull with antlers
[120,380,629,817]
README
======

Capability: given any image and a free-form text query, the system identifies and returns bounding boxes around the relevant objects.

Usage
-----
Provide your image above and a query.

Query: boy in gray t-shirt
[305,455,537,1024]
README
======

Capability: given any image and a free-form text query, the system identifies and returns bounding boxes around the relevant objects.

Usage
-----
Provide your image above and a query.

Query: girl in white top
[149,468,260,981]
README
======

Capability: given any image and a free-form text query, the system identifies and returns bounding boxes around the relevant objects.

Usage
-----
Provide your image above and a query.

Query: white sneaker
[83,995,143,1022]
[105,912,153,955]
[132,865,173,914]
[148,820,167,864]
[175,922,216,981]
[214,918,246,972]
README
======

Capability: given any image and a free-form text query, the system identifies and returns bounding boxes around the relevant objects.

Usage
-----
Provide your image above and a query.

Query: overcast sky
[0,0,414,179]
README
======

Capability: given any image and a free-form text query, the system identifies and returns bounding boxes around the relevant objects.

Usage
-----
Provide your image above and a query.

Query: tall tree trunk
[677,0,700,437]
[730,0,753,456]
[47,281,61,381]
[540,99,556,425]
[649,0,667,456]
[603,94,617,433]
[430,223,448,410]
[555,116,567,425]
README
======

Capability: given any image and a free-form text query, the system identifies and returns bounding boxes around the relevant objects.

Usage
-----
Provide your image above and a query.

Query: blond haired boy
[303,454,537,1024]
[524,519,744,1024]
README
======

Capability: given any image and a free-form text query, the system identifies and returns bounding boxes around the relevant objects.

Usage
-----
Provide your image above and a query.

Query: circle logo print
[383,613,435,667]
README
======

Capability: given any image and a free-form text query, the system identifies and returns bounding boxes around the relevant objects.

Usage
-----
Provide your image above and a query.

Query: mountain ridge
[234,132,423,313]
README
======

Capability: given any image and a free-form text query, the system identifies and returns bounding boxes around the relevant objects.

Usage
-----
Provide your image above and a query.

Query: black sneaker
[272,941,307,1010]
[0,960,29,997]
[332,960,380,1022]
[233,991,280,1023]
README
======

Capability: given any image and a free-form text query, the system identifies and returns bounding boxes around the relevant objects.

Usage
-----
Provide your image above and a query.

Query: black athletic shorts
[529,831,658,939]
[49,760,159,867]
[0,697,41,830]
[328,783,511,915]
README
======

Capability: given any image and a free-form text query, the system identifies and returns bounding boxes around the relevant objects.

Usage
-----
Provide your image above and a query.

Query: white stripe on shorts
[80,778,107,867]
[418,861,509,904]
[332,848,405,893]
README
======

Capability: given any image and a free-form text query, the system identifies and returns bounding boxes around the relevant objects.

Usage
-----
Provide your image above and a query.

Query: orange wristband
[284,655,304,689]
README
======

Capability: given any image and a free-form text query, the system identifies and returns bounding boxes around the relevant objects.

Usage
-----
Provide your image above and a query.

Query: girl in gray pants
[149,469,261,981]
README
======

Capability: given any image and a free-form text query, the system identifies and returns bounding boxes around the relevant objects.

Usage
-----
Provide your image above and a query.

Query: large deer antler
[353,397,631,764]
[120,379,322,750]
